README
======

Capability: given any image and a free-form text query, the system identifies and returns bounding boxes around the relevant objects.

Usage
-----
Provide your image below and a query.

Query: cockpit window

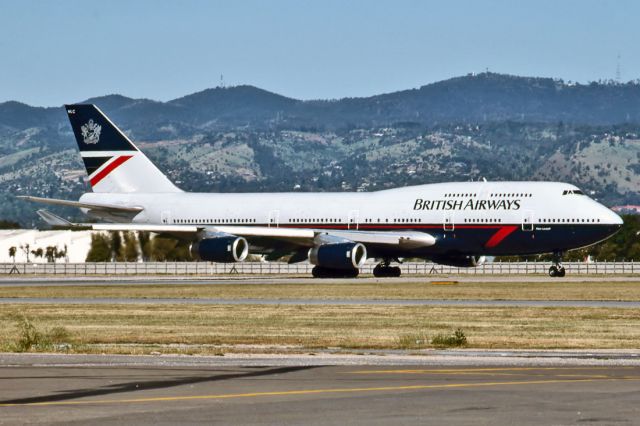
[563,189,585,195]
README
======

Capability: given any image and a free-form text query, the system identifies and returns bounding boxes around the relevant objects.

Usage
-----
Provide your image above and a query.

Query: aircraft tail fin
[64,104,181,193]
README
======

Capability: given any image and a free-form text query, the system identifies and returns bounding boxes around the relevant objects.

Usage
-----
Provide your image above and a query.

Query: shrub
[430,329,467,348]
[397,333,429,349]
[14,316,42,352]
[47,326,71,344]
[11,315,72,352]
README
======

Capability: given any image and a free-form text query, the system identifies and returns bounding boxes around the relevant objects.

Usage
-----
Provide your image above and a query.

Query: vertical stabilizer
[65,104,181,193]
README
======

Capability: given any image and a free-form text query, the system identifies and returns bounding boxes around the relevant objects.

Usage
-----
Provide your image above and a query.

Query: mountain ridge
[2,72,640,226]
[4,73,640,135]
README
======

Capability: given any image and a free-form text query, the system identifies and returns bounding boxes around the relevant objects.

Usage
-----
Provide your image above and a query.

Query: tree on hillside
[31,248,43,260]
[20,244,30,263]
[109,231,123,261]
[0,220,20,229]
[150,237,192,261]
[8,246,16,262]
[86,234,111,262]
[137,232,151,261]
[60,244,68,262]
[45,246,56,263]
[122,232,139,262]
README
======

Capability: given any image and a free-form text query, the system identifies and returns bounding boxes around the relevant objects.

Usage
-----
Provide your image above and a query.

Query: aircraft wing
[90,223,435,250]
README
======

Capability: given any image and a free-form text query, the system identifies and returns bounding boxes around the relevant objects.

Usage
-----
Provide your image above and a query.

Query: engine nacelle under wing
[309,242,367,270]
[190,234,249,262]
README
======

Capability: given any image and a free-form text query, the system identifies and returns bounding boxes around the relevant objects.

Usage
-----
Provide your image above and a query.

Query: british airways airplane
[20,105,623,278]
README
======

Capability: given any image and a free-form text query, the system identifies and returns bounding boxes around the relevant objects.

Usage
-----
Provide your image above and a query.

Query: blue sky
[1,0,638,106]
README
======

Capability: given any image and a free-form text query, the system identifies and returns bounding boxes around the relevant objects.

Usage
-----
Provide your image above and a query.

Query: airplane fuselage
[80,180,622,258]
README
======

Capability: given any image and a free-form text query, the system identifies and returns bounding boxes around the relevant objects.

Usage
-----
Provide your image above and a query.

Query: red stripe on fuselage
[282,224,505,230]
[89,155,133,187]
[484,225,519,248]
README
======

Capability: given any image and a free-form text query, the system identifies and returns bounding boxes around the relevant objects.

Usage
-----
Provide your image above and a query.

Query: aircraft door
[348,210,359,230]
[268,210,280,228]
[161,210,171,224]
[522,210,534,231]
[443,212,455,231]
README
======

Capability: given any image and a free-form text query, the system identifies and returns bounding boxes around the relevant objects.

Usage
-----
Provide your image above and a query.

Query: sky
[1,0,638,106]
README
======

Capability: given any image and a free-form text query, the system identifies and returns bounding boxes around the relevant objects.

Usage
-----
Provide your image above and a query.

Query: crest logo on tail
[81,119,102,144]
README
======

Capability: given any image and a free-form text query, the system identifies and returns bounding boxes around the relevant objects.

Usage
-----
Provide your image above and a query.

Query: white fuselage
[78,180,622,259]
[80,181,621,230]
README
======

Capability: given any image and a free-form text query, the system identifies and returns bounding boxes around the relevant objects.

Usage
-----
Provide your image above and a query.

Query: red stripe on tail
[89,155,133,187]
[484,225,519,248]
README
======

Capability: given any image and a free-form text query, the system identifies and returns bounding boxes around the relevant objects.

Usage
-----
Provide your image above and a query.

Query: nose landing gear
[548,252,566,277]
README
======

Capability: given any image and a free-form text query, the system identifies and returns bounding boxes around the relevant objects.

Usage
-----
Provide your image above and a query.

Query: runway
[1,354,639,425]
[2,275,640,308]
[2,296,640,308]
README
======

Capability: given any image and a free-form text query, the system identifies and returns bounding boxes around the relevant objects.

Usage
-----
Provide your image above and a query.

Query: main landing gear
[548,252,566,278]
[373,260,402,278]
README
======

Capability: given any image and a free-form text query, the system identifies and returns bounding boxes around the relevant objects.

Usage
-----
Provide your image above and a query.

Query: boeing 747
[19,105,623,278]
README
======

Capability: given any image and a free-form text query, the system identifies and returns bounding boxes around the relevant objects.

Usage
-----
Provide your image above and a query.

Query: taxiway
[1,353,639,425]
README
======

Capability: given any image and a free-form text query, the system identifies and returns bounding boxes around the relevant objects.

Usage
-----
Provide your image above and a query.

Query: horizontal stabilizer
[36,209,73,226]
[18,196,143,213]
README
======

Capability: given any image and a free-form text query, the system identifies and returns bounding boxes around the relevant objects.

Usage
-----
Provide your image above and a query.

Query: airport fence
[1,261,639,275]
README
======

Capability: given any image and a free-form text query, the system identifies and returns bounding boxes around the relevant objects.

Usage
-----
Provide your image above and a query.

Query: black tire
[373,265,383,277]
[373,265,401,278]
[557,267,566,277]
[312,266,323,278]
[548,266,558,277]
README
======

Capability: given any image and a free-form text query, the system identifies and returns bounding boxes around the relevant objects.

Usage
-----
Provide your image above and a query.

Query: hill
[4,73,640,135]
[1,72,640,226]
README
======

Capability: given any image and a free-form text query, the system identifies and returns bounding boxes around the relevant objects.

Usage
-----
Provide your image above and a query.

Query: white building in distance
[0,230,95,263]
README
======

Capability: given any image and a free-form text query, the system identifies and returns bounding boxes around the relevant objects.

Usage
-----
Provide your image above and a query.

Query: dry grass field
[1,303,639,354]
[1,279,639,354]
[1,280,640,301]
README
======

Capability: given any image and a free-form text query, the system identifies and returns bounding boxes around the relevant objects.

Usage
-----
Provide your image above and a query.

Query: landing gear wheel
[549,251,566,278]
[373,265,402,278]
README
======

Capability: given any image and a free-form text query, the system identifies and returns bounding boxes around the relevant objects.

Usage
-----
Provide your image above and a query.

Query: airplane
[19,104,623,278]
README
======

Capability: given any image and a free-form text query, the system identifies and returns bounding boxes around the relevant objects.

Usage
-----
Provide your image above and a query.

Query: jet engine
[431,255,486,268]
[190,234,249,262]
[309,242,367,270]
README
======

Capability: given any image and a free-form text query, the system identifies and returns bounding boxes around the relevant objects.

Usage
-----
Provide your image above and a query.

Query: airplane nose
[608,209,623,226]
